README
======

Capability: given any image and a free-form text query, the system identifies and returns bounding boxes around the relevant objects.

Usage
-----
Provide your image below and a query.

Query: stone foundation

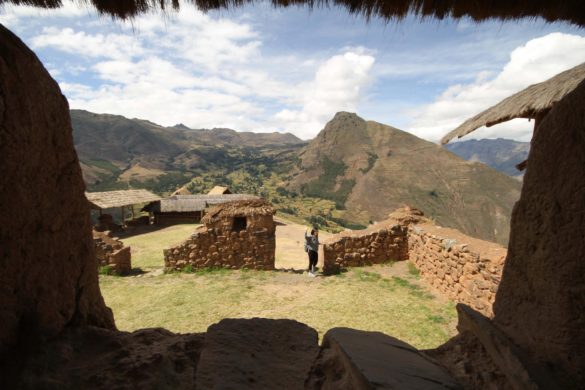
[93,231,132,275]
[322,224,409,274]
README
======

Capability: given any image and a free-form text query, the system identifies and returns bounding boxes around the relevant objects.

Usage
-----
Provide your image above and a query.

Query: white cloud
[409,33,585,142]
[32,27,145,60]
[274,51,376,138]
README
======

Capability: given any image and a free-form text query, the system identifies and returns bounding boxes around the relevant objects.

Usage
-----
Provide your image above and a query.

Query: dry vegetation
[100,220,457,349]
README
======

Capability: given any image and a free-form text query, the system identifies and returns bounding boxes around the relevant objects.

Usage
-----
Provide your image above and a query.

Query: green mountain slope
[289,112,522,245]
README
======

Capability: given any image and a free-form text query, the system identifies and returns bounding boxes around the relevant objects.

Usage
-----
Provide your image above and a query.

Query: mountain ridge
[289,112,521,245]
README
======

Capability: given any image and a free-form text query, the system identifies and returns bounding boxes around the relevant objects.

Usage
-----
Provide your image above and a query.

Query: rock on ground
[307,327,460,389]
[196,318,320,389]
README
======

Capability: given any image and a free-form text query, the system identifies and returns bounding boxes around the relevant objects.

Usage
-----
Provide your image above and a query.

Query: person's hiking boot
[307,271,316,278]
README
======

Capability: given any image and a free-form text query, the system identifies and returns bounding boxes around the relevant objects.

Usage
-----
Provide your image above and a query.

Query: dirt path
[274,217,332,271]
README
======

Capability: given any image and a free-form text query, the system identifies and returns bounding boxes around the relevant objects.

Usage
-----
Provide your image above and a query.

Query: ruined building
[164,199,276,271]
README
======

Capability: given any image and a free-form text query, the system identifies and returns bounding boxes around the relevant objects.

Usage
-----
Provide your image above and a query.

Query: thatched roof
[86,189,161,209]
[144,194,259,213]
[442,62,585,144]
[201,199,275,224]
[171,185,191,196]
[208,186,231,195]
[4,1,585,26]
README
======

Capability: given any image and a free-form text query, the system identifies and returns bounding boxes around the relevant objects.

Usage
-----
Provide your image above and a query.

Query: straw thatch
[86,189,161,209]
[208,185,231,195]
[201,199,275,224]
[144,193,259,213]
[171,185,191,196]
[442,62,585,144]
[3,1,585,26]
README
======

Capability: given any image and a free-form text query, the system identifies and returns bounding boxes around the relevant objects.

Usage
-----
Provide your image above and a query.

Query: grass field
[100,221,458,350]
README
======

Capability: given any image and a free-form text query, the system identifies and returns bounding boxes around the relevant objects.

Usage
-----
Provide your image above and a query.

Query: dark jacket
[305,232,319,253]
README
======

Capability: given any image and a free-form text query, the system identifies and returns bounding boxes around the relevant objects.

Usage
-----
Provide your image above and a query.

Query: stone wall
[408,224,506,317]
[322,208,505,317]
[322,224,409,274]
[93,231,132,275]
[164,215,275,271]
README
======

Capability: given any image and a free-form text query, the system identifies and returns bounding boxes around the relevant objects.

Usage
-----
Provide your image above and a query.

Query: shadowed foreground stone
[195,318,320,389]
[307,327,461,389]
[16,326,204,389]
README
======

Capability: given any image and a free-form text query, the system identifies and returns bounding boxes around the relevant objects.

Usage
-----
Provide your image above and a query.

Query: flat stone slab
[195,318,320,389]
[309,327,461,389]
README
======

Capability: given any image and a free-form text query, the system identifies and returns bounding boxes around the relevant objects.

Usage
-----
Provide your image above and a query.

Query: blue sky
[2,1,585,141]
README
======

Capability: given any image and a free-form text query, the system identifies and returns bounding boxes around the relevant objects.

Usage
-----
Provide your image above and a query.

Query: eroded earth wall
[0,25,114,356]
[493,80,585,381]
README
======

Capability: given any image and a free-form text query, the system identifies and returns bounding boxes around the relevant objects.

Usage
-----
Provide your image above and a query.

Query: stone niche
[164,199,276,271]
[93,230,132,275]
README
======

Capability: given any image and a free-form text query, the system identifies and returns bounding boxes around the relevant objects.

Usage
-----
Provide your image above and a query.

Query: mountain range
[444,138,530,178]
[72,109,522,245]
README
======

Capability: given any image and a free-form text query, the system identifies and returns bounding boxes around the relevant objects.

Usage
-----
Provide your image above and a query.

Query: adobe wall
[408,224,505,317]
[322,224,409,274]
[164,215,276,271]
[0,25,114,356]
[93,231,132,275]
[492,80,585,381]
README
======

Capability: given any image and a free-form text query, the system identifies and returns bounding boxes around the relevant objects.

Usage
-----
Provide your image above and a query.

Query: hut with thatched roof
[86,189,161,230]
[208,185,231,195]
[164,199,276,271]
[143,194,259,225]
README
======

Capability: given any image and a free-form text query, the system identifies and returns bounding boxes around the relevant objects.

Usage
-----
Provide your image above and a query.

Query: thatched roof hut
[201,199,275,225]
[442,62,585,144]
[143,194,258,213]
[86,189,161,210]
[5,0,585,26]
[171,185,191,196]
[208,186,231,195]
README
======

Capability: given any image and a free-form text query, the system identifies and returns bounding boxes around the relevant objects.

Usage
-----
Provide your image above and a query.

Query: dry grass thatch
[144,194,259,213]
[442,62,585,144]
[171,185,191,196]
[207,185,231,195]
[2,0,585,26]
[86,189,161,209]
[201,199,275,224]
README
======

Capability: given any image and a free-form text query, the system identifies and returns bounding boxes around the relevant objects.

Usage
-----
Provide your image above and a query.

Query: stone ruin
[323,207,505,317]
[164,199,276,271]
[93,230,132,275]
[322,223,409,274]
[2,10,585,389]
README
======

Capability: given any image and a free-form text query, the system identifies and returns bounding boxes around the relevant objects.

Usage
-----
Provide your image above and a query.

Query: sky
[1,1,585,142]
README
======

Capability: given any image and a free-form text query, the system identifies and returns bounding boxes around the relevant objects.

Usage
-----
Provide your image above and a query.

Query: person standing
[305,227,320,276]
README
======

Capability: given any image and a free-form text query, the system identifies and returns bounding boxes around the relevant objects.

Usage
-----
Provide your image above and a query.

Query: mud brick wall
[164,216,276,271]
[322,224,409,275]
[93,231,132,275]
[408,225,505,317]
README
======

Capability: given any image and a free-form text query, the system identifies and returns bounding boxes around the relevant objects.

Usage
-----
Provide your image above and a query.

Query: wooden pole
[131,205,135,221]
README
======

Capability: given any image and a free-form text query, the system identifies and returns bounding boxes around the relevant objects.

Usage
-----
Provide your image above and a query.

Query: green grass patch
[407,262,421,278]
